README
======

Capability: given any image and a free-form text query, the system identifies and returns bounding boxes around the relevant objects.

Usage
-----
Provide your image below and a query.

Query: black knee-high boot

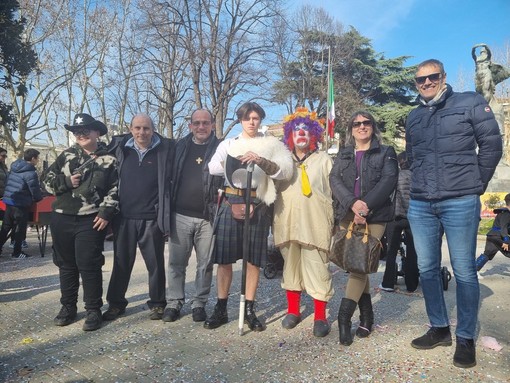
[355,293,374,338]
[338,298,357,346]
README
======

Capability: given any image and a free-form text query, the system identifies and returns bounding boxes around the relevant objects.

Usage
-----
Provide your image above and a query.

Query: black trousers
[51,213,106,311]
[106,217,166,309]
[483,234,510,259]
[0,205,29,256]
[381,217,419,292]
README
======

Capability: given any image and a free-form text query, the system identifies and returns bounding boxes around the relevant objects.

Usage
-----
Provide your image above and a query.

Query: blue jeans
[408,195,481,339]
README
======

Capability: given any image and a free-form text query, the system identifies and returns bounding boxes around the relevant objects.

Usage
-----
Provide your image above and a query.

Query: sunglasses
[0,154,7,158]
[352,120,372,128]
[414,72,443,84]
[73,128,91,137]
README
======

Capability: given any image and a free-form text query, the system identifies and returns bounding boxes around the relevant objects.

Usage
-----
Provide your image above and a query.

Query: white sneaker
[378,283,395,292]
[12,252,31,259]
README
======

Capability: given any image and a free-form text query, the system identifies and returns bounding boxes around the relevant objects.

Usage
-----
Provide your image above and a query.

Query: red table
[0,195,55,257]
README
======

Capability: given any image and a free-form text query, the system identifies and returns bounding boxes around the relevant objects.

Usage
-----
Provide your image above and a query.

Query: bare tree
[0,0,70,156]
[135,0,193,139]
[159,0,284,137]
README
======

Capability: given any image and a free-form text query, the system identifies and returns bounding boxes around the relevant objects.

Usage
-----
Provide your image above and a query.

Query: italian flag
[327,70,335,138]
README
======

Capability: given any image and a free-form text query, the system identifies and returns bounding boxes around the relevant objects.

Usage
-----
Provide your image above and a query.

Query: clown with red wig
[273,107,334,337]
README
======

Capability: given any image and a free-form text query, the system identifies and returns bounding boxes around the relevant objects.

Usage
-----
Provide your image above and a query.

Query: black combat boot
[338,298,357,346]
[54,304,77,326]
[245,300,264,332]
[204,298,228,329]
[355,293,374,338]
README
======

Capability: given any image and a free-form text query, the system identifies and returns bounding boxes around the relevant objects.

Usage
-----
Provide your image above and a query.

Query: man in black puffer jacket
[0,148,42,258]
[406,59,502,369]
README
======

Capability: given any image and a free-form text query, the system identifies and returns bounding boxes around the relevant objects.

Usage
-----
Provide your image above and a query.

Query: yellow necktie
[300,164,312,196]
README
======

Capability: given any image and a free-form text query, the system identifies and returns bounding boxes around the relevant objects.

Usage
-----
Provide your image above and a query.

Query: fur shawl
[228,135,293,205]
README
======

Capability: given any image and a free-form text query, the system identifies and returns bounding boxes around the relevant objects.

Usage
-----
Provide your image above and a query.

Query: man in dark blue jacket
[102,114,174,321]
[406,59,502,369]
[0,148,42,258]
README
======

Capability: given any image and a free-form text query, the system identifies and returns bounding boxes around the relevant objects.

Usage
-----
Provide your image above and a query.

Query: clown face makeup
[292,123,311,150]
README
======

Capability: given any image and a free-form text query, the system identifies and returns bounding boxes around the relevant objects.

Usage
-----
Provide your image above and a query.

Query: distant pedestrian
[0,148,42,259]
[379,151,419,292]
[476,193,510,271]
[0,147,8,198]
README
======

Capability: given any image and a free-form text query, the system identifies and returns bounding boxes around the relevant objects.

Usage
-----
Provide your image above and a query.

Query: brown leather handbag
[329,222,382,274]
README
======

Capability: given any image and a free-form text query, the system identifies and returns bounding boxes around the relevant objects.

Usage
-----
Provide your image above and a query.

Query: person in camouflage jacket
[44,143,118,218]
[43,113,119,332]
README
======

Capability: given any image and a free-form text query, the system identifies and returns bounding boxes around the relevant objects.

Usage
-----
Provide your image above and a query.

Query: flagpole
[326,47,331,152]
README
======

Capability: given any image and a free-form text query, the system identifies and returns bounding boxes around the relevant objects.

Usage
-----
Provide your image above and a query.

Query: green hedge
[479,218,494,235]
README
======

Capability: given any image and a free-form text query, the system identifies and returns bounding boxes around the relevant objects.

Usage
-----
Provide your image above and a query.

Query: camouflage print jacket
[43,142,119,221]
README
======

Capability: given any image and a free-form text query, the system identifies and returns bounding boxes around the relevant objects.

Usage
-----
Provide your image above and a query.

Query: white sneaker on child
[378,283,395,292]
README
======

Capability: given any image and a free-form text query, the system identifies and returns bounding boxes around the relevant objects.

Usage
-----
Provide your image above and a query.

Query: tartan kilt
[212,197,271,267]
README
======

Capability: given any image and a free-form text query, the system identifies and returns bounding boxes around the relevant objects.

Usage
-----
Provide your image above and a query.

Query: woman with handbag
[205,102,293,332]
[329,110,398,346]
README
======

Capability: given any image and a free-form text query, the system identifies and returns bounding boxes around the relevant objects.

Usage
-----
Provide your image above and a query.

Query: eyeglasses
[191,121,212,127]
[0,154,7,158]
[414,73,443,84]
[352,120,372,128]
[73,128,91,137]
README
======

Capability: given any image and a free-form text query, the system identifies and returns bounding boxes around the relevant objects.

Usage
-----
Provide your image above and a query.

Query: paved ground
[0,230,509,383]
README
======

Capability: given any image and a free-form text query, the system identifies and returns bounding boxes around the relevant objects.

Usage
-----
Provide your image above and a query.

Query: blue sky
[294,0,509,87]
[257,0,510,127]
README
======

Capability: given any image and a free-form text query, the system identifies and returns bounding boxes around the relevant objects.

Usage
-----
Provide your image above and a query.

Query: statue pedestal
[486,161,510,193]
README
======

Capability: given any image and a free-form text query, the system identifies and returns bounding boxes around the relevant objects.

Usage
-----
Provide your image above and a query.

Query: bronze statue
[472,43,510,103]
[472,43,510,136]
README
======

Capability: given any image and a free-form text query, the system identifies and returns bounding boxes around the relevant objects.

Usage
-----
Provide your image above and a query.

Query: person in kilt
[205,102,293,331]
[43,113,119,332]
